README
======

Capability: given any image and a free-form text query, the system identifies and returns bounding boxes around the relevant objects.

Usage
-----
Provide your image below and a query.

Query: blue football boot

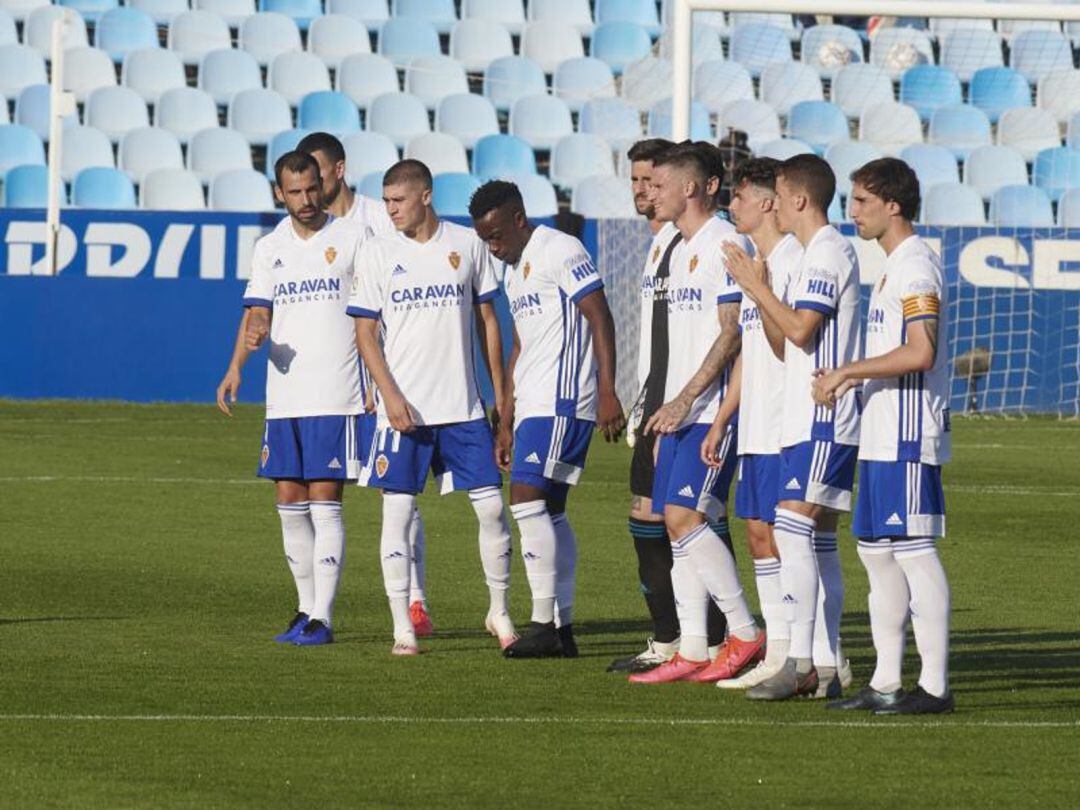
[274,612,309,643]
[294,618,334,646]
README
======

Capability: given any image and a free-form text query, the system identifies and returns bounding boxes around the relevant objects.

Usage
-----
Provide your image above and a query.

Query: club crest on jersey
[375,453,390,478]
[652,245,660,263]
[325,247,337,265]
[448,251,461,270]
[260,444,270,467]
[877,273,888,293]
[523,261,531,279]
[689,255,699,273]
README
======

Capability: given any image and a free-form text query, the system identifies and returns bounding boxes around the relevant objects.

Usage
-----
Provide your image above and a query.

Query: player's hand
[244,312,270,351]
[811,368,853,408]
[722,242,767,301]
[363,389,376,414]
[495,422,513,472]
[384,390,417,432]
[597,388,626,443]
[644,394,691,435]
[215,368,241,416]
[699,418,728,467]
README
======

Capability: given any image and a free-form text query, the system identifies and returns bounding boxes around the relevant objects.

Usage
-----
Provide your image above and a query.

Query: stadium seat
[928,16,993,40]
[899,143,960,191]
[1067,111,1080,150]
[60,124,115,183]
[0,96,7,124]
[130,0,188,25]
[377,17,440,68]
[169,11,234,67]
[461,0,523,36]
[72,166,136,208]
[989,184,1053,226]
[228,87,293,146]
[1,0,49,26]
[528,0,593,36]
[1032,146,1080,203]
[728,24,792,78]
[188,126,254,183]
[648,97,712,141]
[341,130,398,186]
[869,26,934,79]
[155,87,220,144]
[998,17,1061,41]
[929,105,992,161]
[693,60,754,114]
[550,132,614,189]
[620,54,672,111]
[241,12,303,67]
[430,171,480,216]
[970,67,1032,124]
[522,21,584,74]
[858,101,923,155]
[963,144,1029,201]
[59,0,118,26]
[140,167,207,209]
[1011,30,1073,84]
[118,126,184,182]
[94,8,159,64]
[0,12,12,48]
[61,46,117,104]
[825,140,884,198]
[123,48,187,105]
[264,127,309,179]
[0,124,45,176]
[1055,187,1080,227]
[997,107,1061,161]
[756,138,814,161]
[357,169,382,198]
[394,0,456,34]
[786,100,849,155]
[326,0,387,32]
[578,97,641,148]
[435,92,498,149]
[269,50,332,106]
[297,90,361,136]
[939,28,1003,82]
[260,0,323,32]
[199,49,263,107]
[800,23,862,79]
[760,61,824,116]
[571,174,635,217]
[23,6,89,57]
[308,14,371,68]
[554,57,616,113]
[1037,69,1080,124]
[830,63,894,118]
[1067,19,1080,49]
[337,53,400,109]
[729,11,798,40]
[405,55,469,110]
[510,93,574,150]
[717,99,780,150]
[15,84,77,140]
[899,65,963,122]
[193,0,256,28]
[367,91,430,148]
[921,182,986,225]
[656,15,722,65]
[483,55,546,113]
[590,21,652,75]
[509,172,558,217]
[0,43,47,101]
[209,167,275,210]
[472,133,536,180]
[85,86,150,143]
[404,132,468,175]
[827,191,843,223]
[449,19,512,73]
[2,163,50,207]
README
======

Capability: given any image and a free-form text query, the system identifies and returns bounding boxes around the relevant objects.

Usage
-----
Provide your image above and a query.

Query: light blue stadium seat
[0,43,47,101]
[337,53,399,109]
[367,91,430,148]
[1032,146,1080,203]
[393,0,456,35]
[3,163,50,207]
[377,17,440,68]
[431,171,480,216]
[72,166,137,208]
[228,87,293,147]
[341,130,398,186]
[265,128,311,179]
[827,192,843,223]
[529,0,593,36]
[2,1,45,27]
[199,48,263,107]
[509,93,573,150]
[729,12,799,40]
[989,184,1053,227]
[760,61,823,115]
[1056,187,1080,227]
[869,26,934,79]
[405,54,469,110]
[899,64,962,122]
[0,125,45,179]
[830,63,893,119]
[899,143,960,191]
[122,48,186,105]
[435,92,498,149]
[728,24,792,78]
[141,167,206,209]
[786,100,849,155]
[554,56,615,113]
[693,60,753,114]
[269,50,331,106]
[86,85,150,143]
[154,86,219,144]
[59,0,118,25]
[522,20,584,74]
[260,0,323,31]
[15,84,77,140]
[929,105,992,160]
[240,12,303,67]
[590,21,651,75]
[326,0,388,32]
[509,172,558,217]
[800,24,862,79]
[118,126,184,182]
[1067,111,1080,150]
[448,18,512,73]
[404,131,468,175]
[308,14,371,68]
[483,55,546,113]
[62,46,118,104]
[939,28,1002,82]
[461,0,524,36]
[95,8,159,64]
[578,96,641,147]
[970,67,1031,124]
[472,133,537,180]
[757,137,814,161]
[194,0,256,28]
[130,0,188,25]
[825,139,884,198]
[648,97,711,140]
[858,101,923,155]
[60,124,115,183]
[0,8,15,43]
[23,6,89,57]
[922,182,986,225]
[550,132,614,189]
[210,168,275,210]
[1038,69,1080,124]
[169,10,234,67]
[357,169,383,198]
[963,144,1029,201]
[570,173,635,217]
[595,0,659,36]
[298,90,361,136]
[188,126,254,183]
[1011,30,1073,85]
[718,99,780,150]
[997,107,1061,162]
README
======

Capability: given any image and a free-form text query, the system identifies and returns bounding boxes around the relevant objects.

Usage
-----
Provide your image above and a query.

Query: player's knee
[663,505,702,540]
[746,522,774,558]
[629,495,655,521]
[382,490,415,521]
[469,486,506,525]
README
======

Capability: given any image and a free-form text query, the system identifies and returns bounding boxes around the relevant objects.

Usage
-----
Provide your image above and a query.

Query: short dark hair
[274,150,321,186]
[777,153,836,213]
[850,157,921,221]
[627,138,674,164]
[732,157,781,193]
[468,179,524,220]
[383,159,433,190]
[653,142,710,187]
[296,132,345,164]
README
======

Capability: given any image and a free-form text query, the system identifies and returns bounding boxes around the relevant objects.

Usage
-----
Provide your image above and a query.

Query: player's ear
[421,186,433,206]
[273,184,284,205]
[335,160,346,181]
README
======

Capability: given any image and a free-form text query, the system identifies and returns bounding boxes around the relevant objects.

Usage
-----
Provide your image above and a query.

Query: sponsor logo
[261,444,270,467]
[782,594,796,604]
[885,513,904,526]
[448,251,461,270]
[319,555,340,567]
[272,258,284,269]
[670,286,703,303]
[523,261,531,279]
[806,278,836,298]
[689,255,698,273]
[375,453,390,477]
[569,259,597,283]
[328,457,342,470]
[785,477,801,490]
[383,550,405,560]
[272,276,342,303]
[678,484,695,498]
[525,451,541,463]
[523,551,540,561]
[510,292,542,316]
[389,282,466,305]
[392,263,408,276]
[325,246,337,264]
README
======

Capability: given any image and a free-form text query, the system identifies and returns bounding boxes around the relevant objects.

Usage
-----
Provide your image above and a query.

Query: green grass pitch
[1,400,1078,808]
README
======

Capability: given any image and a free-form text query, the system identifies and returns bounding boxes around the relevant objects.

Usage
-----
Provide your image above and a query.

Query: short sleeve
[242,239,275,309]
[346,239,385,320]
[900,259,943,323]
[472,236,500,304]
[556,237,603,304]
[715,237,743,305]
[793,245,842,315]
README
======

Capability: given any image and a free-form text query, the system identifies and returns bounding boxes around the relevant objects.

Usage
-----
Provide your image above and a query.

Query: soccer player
[470,180,625,658]
[215,150,366,646]
[722,154,860,700]
[347,159,516,656]
[816,158,953,714]
[628,143,765,684]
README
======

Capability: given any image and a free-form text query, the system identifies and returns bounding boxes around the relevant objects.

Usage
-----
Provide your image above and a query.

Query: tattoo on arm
[679,304,742,401]
[922,317,939,359]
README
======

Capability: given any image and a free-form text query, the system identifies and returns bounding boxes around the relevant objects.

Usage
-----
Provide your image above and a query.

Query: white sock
[670,536,709,662]
[773,508,819,661]
[469,487,512,616]
[812,530,845,668]
[380,491,415,641]
[509,499,557,623]
[894,538,951,698]
[551,512,577,627]
[277,501,315,616]
[679,522,758,641]
[753,556,788,648]
[857,540,910,693]
[309,501,345,626]
[408,505,426,605]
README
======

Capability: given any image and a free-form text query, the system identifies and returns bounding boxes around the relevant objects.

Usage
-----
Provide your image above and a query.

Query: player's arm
[353,317,415,432]
[216,310,250,416]
[700,353,741,466]
[575,288,625,442]
[495,327,521,471]
[474,300,506,423]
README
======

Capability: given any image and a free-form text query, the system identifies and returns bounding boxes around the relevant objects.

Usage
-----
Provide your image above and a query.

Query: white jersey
[638,221,679,391]
[347,220,498,426]
[664,216,749,429]
[737,233,802,455]
[860,235,951,465]
[504,225,602,421]
[780,225,862,448]
[243,215,365,419]
[346,193,395,236]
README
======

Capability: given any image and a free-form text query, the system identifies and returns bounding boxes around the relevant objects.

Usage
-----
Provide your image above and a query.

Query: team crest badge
[877,273,888,293]
[523,261,531,279]
[260,444,270,467]
[325,246,337,265]
[652,245,660,263]
[375,454,390,478]
[689,254,699,273]
[448,251,461,270]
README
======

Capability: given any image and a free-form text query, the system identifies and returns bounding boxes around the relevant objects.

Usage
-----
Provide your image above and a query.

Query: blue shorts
[359,418,502,495]
[358,411,378,465]
[510,415,594,495]
[258,415,362,481]
[651,423,737,521]
[853,460,946,539]
[735,453,780,523]
[777,440,858,512]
